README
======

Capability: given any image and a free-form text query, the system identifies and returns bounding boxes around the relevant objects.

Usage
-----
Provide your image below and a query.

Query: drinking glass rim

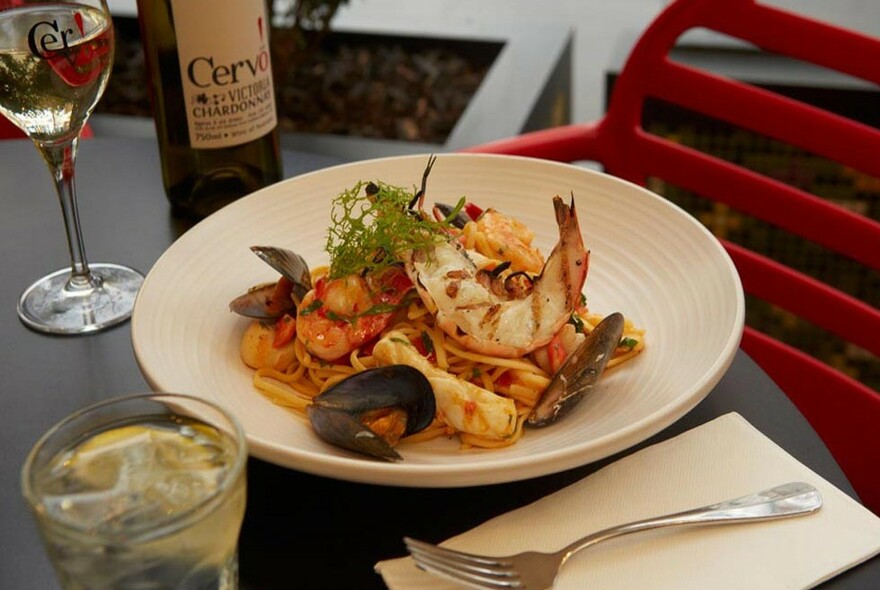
[21,392,248,540]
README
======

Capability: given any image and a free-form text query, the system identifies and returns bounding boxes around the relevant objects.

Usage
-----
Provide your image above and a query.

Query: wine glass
[0,0,143,334]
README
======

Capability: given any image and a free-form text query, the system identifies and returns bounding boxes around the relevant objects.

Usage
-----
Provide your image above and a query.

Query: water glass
[21,393,247,590]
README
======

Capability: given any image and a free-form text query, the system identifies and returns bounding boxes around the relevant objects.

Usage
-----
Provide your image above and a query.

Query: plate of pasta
[132,153,744,487]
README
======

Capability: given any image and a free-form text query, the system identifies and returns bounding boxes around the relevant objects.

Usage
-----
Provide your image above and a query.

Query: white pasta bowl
[132,153,744,487]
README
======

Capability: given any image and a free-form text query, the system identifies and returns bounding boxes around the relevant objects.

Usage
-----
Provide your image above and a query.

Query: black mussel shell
[228,282,296,319]
[527,312,625,427]
[229,246,312,319]
[250,246,312,306]
[307,406,405,461]
[307,365,436,461]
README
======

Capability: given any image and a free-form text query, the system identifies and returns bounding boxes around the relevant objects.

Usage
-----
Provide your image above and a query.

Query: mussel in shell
[307,365,436,461]
[229,246,312,319]
[229,282,295,319]
[527,312,625,427]
[250,245,312,305]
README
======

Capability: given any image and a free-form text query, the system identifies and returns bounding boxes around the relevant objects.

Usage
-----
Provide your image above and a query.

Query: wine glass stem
[37,137,99,292]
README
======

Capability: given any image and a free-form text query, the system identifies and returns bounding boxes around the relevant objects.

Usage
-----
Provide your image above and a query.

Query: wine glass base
[18,263,145,336]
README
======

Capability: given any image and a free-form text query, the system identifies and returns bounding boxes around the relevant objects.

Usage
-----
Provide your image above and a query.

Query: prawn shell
[307,365,437,461]
[527,312,625,427]
[404,196,588,359]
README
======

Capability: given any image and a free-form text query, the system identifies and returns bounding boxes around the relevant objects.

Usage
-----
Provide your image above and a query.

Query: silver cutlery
[404,481,822,589]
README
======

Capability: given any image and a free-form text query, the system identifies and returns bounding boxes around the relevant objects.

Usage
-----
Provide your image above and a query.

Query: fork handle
[560,482,822,561]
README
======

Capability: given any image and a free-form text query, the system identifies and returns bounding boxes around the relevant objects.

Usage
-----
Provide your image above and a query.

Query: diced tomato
[273,314,296,348]
[387,269,413,294]
[373,266,414,304]
[314,276,328,298]
[495,371,514,388]
[546,333,567,373]
[464,202,483,221]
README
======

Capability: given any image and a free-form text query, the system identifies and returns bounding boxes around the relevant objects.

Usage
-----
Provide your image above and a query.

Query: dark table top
[0,137,876,590]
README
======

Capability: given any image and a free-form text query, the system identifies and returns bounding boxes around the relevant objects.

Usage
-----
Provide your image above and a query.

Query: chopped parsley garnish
[440,196,467,224]
[299,299,323,316]
[420,331,434,355]
[323,310,346,323]
[620,337,639,350]
[324,302,407,325]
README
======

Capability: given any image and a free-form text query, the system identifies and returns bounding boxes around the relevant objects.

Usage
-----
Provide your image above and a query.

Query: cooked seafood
[372,331,518,440]
[528,312,625,427]
[470,207,544,274]
[228,246,311,319]
[296,266,413,361]
[230,160,645,461]
[229,281,296,320]
[239,320,296,371]
[404,195,589,359]
[251,246,312,305]
[306,365,436,461]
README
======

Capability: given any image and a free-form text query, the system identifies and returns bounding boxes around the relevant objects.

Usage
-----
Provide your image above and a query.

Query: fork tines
[403,537,521,589]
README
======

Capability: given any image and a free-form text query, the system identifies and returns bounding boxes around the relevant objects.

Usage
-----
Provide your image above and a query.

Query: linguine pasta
[246,265,645,451]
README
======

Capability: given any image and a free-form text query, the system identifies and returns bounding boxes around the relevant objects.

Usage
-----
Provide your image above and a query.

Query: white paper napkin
[375,413,880,589]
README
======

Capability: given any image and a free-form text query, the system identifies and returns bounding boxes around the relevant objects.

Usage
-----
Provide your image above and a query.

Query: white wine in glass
[0,0,143,335]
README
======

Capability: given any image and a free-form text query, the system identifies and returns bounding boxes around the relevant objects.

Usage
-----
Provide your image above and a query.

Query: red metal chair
[466,0,880,514]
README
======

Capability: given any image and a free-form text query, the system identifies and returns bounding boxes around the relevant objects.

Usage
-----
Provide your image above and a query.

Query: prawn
[467,208,544,274]
[405,195,589,359]
[296,266,413,361]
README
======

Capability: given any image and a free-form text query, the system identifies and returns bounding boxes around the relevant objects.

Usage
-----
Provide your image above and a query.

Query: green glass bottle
[136,0,283,219]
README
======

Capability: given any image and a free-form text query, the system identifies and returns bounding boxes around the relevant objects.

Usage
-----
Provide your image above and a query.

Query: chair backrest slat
[651,62,880,178]
[631,132,880,270]
[709,0,880,86]
[728,242,880,357]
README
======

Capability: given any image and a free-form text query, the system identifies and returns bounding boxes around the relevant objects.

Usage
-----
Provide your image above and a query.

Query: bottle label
[170,0,278,149]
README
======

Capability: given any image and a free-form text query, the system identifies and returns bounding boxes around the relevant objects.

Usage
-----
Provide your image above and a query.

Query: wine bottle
[136,0,283,219]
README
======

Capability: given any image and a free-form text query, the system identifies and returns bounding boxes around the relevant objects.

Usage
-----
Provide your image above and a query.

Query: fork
[404,481,822,590]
